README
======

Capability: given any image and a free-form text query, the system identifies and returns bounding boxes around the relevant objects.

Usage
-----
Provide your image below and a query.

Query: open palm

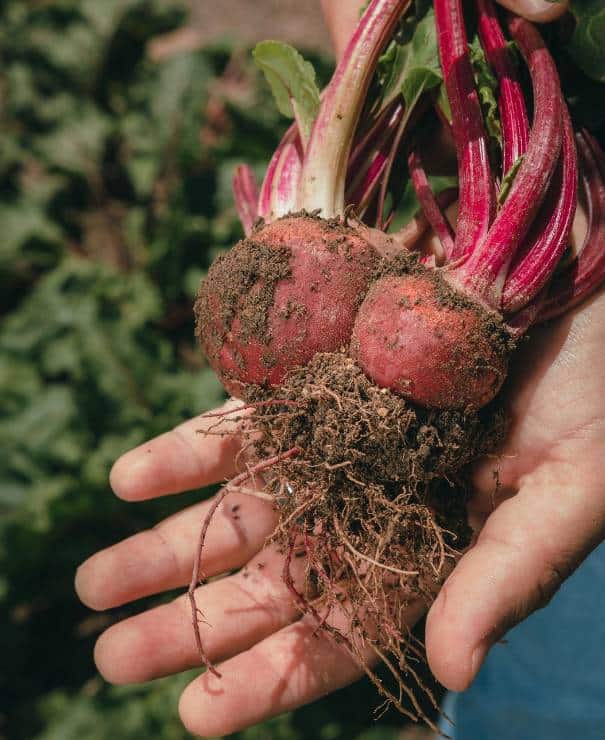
[75,289,605,736]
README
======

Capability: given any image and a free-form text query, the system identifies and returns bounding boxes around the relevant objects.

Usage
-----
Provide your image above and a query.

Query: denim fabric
[438,541,605,740]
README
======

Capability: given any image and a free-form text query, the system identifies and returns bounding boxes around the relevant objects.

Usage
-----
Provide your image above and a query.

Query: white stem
[297,0,411,217]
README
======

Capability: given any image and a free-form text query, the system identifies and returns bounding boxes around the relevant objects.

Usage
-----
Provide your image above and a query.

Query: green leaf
[568,0,605,82]
[469,36,502,150]
[35,104,113,177]
[253,41,320,144]
[377,8,442,111]
[499,155,524,205]
[0,200,63,270]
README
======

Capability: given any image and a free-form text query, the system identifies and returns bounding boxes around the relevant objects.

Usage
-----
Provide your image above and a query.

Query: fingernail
[470,642,488,679]
[109,451,150,500]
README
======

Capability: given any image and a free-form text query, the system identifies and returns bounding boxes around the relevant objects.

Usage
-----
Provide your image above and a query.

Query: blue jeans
[439,541,605,739]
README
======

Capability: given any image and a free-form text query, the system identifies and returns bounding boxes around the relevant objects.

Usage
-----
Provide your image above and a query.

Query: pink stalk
[232,165,260,235]
[257,125,302,220]
[407,147,455,262]
[502,104,577,313]
[348,99,404,177]
[297,0,410,216]
[346,105,403,215]
[434,0,496,260]
[268,141,303,220]
[375,94,433,229]
[538,132,605,322]
[453,18,563,308]
[475,0,529,175]
[505,290,546,335]
[349,147,392,217]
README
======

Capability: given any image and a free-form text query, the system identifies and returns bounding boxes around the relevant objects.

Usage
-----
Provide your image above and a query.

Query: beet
[350,272,509,410]
[195,215,378,398]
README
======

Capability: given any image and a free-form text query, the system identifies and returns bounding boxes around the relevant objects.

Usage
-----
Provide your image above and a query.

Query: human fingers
[320,0,362,61]
[110,398,246,502]
[495,0,569,23]
[178,598,426,737]
[425,445,605,692]
[75,485,278,610]
[92,544,306,684]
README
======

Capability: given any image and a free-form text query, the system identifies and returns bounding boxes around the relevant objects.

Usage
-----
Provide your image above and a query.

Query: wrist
[320,0,365,60]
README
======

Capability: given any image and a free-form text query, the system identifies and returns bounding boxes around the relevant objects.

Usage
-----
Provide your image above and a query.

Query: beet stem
[408,147,455,262]
[502,103,577,313]
[434,0,496,261]
[348,99,403,177]
[454,17,563,308]
[375,93,432,229]
[346,102,404,214]
[538,132,605,321]
[298,0,410,216]
[475,0,529,176]
[257,124,302,220]
[232,165,260,236]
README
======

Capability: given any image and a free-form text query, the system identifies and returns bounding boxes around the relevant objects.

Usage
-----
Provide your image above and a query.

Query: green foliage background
[0,1,416,737]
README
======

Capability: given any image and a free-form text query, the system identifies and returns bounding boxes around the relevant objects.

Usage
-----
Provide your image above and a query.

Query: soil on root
[231,351,505,724]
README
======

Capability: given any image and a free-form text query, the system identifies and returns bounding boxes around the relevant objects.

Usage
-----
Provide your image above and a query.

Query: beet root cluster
[194,213,507,723]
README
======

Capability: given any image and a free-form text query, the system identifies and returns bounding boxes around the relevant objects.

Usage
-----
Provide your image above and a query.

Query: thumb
[425,453,605,691]
[495,0,569,23]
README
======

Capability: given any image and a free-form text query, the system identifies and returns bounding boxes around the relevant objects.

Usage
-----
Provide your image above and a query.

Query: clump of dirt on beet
[194,213,379,397]
[235,351,504,718]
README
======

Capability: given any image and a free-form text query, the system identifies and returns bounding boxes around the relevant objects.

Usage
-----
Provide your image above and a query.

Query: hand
[426,289,605,690]
[75,400,425,735]
[74,287,605,734]
[76,0,603,735]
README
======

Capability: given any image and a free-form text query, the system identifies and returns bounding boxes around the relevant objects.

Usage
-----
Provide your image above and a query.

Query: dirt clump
[229,351,504,722]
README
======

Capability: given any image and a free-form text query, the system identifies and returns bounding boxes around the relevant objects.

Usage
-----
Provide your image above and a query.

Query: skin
[76,0,603,735]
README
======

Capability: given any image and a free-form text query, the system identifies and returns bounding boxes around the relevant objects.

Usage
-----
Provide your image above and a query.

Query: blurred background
[0,1,434,738]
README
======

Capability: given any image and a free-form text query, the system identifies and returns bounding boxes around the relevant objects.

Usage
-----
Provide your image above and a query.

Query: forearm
[319,0,365,59]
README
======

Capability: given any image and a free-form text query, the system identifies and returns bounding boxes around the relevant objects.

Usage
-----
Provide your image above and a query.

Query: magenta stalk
[502,104,577,313]
[539,132,605,321]
[408,147,455,262]
[434,0,496,261]
[257,125,302,221]
[475,0,529,175]
[297,0,410,217]
[453,18,563,309]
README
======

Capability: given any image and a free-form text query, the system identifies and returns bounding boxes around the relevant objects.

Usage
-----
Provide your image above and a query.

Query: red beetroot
[350,273,507,409]
[196,215,378,398]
